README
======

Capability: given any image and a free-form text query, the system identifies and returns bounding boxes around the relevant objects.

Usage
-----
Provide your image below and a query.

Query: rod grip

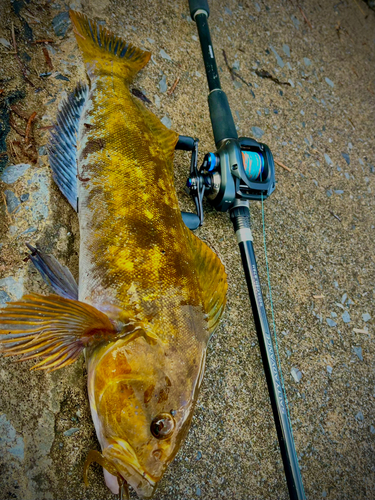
[208,90,238,145]
[189,0,210,19]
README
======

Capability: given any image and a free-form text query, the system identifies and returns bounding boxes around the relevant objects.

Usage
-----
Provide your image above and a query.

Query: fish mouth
[103,439,157,499]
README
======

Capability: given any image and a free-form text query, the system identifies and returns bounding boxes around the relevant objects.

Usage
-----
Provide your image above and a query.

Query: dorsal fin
[187,231,227,334]
[69,11,151,81]
[49,82,88,210]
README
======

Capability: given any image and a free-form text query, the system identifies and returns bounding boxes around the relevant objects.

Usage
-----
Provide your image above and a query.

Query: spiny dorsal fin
[49,82,88,210]
[187,232,228,334]
[0,294,117,371]
[26,243,78,300]
[69,11,151,80]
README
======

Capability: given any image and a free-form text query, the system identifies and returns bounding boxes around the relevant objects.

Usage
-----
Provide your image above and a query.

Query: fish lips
[103,441,157,499]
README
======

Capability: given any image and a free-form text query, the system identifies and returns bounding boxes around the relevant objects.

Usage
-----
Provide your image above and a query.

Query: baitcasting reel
[176,134,275,230]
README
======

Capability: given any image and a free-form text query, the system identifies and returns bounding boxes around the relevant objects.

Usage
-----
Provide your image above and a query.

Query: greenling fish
[0,11,227,499]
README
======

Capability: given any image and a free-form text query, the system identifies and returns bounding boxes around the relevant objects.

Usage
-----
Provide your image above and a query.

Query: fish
[0,11,227,499]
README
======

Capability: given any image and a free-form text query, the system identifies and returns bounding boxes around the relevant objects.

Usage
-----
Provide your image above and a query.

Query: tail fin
[69,11,151,80]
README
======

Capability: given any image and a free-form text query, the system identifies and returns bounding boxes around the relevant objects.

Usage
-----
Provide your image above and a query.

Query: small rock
[326,318,336,327]
[159,49,172,61]
[20,193,29,202]
[283,44,290,57]
[341,293,347,304]
[269,45,284,68]
[154,95,160,108]
[322,492,327,498]
[254,2,261,12]
[52,11,70,37]
[342,311,350,323]
[251,126,265,139]
[0,38,11,49]
[334,190,344,195]
[370,425,375,434]
[327,365,333,374]
[352,346,363,361]
[233,80,242,89]
[286,349,292,358]
[4,190,20,213]
[232,60,240,71]
[159,75,168,93]
[288,79,294,87]
[225,7,232,15]
[55,73,70,81]
[331,312,337,318]
[291,367,302,383]
[325,77,334,88]
[147,38,154,44]
[195,71,201,77]
[326,189,332,197]
[303,57,311,66]
[196,451,202,460]
[161,116,172,129]
[324,153,333,166]
[196,487,201,496]
[355,411,364,422]
[341,152,350,165]
[291,15,300,29]
[0,290,11,306]
[1,163,31,184]
[63,427,80,437]
[362,313,371,322]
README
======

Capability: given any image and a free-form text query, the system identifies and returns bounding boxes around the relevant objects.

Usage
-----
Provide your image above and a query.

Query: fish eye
[150,413,175,439]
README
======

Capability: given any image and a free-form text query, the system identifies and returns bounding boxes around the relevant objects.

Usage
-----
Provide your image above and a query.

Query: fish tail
[69,11,151,80]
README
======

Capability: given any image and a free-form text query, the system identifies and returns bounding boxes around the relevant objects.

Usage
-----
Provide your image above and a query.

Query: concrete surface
[0,0,375,499]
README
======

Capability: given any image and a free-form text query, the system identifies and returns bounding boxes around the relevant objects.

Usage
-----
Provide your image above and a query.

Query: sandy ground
[0,0,374,499]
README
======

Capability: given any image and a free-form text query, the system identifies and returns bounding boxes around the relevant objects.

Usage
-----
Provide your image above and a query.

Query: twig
[9,115,26,137]
[38,125,54,130]
[0,50,17,54]
[11,22,17,53]
[32,39,54,44]
[255,69,291,86]
[222,49,235,81]
[25,112,37,144]
[352,0,365,15]
[42,46,53,70]
[313,295,325,299]
[353,328,370,335]
[298,5,312,28]
[274,159,292,172]
[168,76,180,95]
[328,210,341,222]
[11,105,29,120]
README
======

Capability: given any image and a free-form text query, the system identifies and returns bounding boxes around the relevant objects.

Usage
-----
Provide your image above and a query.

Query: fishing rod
[175,2,306,499]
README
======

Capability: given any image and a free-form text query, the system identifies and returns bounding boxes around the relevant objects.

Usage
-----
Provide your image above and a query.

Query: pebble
[225,7,232,15]
[161,116,172,129]
[291,15,300,29]
[232,60,240,71]
[0,38,11,49]
[154,95,160,108]
[52,11,70,37]
[362,313,371,322]
[159,75,168,93]
[291,367,302,383]
[0,290,11,306]
[196,451,202,460]
[20,193,29,202]
[342,311,350,323]
[254,2,261,12]
[251,126,265,139]
[4,190,20,213]
[352,346,363,361]
[325,77,334,88]
[326,318,336,327]
[355,411,364,422]
[233,81,242,89]
[341,293,347,304]
[1,163,31,184]
[269,45,284,68]
[159,49,172,61]
[334,190,344,195]
[330,312,337,318]
[327,365,333,374]
[342,152,350,165]
[63,427,79,437]
[324,153,333,166]
[283,44,290,57]
[196,487,201,496]
[370,425,375,434]
[147,38,154,44]
[303,57,311,66]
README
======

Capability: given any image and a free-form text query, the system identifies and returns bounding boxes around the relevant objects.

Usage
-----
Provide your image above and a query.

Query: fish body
[0,11,227,499]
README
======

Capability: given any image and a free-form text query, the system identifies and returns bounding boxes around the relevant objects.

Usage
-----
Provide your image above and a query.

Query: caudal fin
[69,11,151,80]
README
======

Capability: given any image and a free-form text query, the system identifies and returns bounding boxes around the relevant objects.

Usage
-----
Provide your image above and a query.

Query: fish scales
[0,11,227,499]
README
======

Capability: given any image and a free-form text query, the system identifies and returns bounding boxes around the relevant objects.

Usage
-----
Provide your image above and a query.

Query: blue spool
[241,151,264,181]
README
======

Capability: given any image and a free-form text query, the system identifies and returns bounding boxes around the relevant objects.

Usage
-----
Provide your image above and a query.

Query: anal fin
[48,82,88,210]
[26,243,78,300]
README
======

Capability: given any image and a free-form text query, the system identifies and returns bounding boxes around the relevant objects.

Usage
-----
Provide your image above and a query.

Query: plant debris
[255,69,291,86]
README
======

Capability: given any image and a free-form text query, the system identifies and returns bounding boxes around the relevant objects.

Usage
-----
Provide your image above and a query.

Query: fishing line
[260,193,305,495]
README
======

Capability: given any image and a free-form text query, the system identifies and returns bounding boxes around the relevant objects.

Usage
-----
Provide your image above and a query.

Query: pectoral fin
[0,294,118,371]
[187,232,228,334]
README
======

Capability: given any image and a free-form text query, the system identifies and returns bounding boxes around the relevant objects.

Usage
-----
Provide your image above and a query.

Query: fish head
[89,334,206,498]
